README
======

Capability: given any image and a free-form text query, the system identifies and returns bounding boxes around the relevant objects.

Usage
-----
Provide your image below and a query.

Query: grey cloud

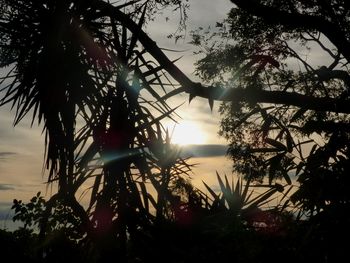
[0,152,16,157]
[0,151,17,160]
[180,144,228,158]
[0,184,15,191]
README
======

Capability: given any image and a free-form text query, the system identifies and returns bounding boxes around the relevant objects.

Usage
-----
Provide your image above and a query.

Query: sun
[170,121,206,145]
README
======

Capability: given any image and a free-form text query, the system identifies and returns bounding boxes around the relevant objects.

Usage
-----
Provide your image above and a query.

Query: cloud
[0,152,17,168]
[180,144,228,158]
[0,152,17,159]
[0,184,15,191]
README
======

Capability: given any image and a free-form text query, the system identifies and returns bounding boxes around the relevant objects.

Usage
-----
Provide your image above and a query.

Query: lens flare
[170,121,206,145]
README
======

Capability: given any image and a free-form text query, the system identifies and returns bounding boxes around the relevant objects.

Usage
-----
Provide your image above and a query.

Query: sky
[0,0,234,229]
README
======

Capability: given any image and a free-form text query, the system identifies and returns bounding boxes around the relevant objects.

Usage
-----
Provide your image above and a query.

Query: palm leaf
[126,3,147,61]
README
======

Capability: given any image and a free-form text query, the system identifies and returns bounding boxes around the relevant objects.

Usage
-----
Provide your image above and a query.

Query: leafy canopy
[192,0,350,216]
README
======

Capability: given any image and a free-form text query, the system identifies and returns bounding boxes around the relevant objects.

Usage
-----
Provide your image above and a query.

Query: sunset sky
[0,0,234,228]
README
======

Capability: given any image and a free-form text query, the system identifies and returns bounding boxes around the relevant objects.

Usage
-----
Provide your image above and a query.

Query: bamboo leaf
[282,171,292,185]
[265,138,287,151]
[261,116,272,138]
[232,107,261,129]
[285,130,294,153]
[268,153,284,184]
[246,188,278,210]
[295,162,304,176]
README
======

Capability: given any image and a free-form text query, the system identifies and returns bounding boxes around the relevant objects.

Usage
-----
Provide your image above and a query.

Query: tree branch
[92,0,350,114]
[316,67,350,88]
[230,0,350,62]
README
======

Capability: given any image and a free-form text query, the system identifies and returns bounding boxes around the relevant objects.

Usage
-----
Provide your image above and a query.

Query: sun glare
[170,121,206,145]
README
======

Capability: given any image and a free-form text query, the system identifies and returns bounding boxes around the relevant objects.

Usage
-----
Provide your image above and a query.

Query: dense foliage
[190,2,350,261]
[1,0,350,262]
[193,0,350,216]
[0,0,193,261]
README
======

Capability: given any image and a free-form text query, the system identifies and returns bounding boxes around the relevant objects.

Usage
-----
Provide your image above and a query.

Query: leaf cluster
[192,0,350,219]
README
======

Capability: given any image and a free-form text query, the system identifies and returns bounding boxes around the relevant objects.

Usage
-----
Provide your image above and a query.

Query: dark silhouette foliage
[0,0,193,260]
[192,1,350,262]
[1,0,350,262]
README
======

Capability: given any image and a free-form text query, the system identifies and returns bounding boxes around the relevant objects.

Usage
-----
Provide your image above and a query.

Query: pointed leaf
[89,174,102,208]
[265,138,287,151]
[189,93,196,104]
[246,188,278,210]
[202,180,219,200]
[295,162,304,176]
[224,175,232,193]
[208,98,214,111]
[241,176,251,203]
[282,171,292,185]
[147,193,157,210]
[261,116,272,138]
[216,172,226,194]
[127,4,147,60]
[285,130,294,153]
[268,153,284,184]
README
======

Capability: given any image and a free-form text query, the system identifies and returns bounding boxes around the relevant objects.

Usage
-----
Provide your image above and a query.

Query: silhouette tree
[0,0,192,260]
[190,1,350,261]
[2,0,350,261]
